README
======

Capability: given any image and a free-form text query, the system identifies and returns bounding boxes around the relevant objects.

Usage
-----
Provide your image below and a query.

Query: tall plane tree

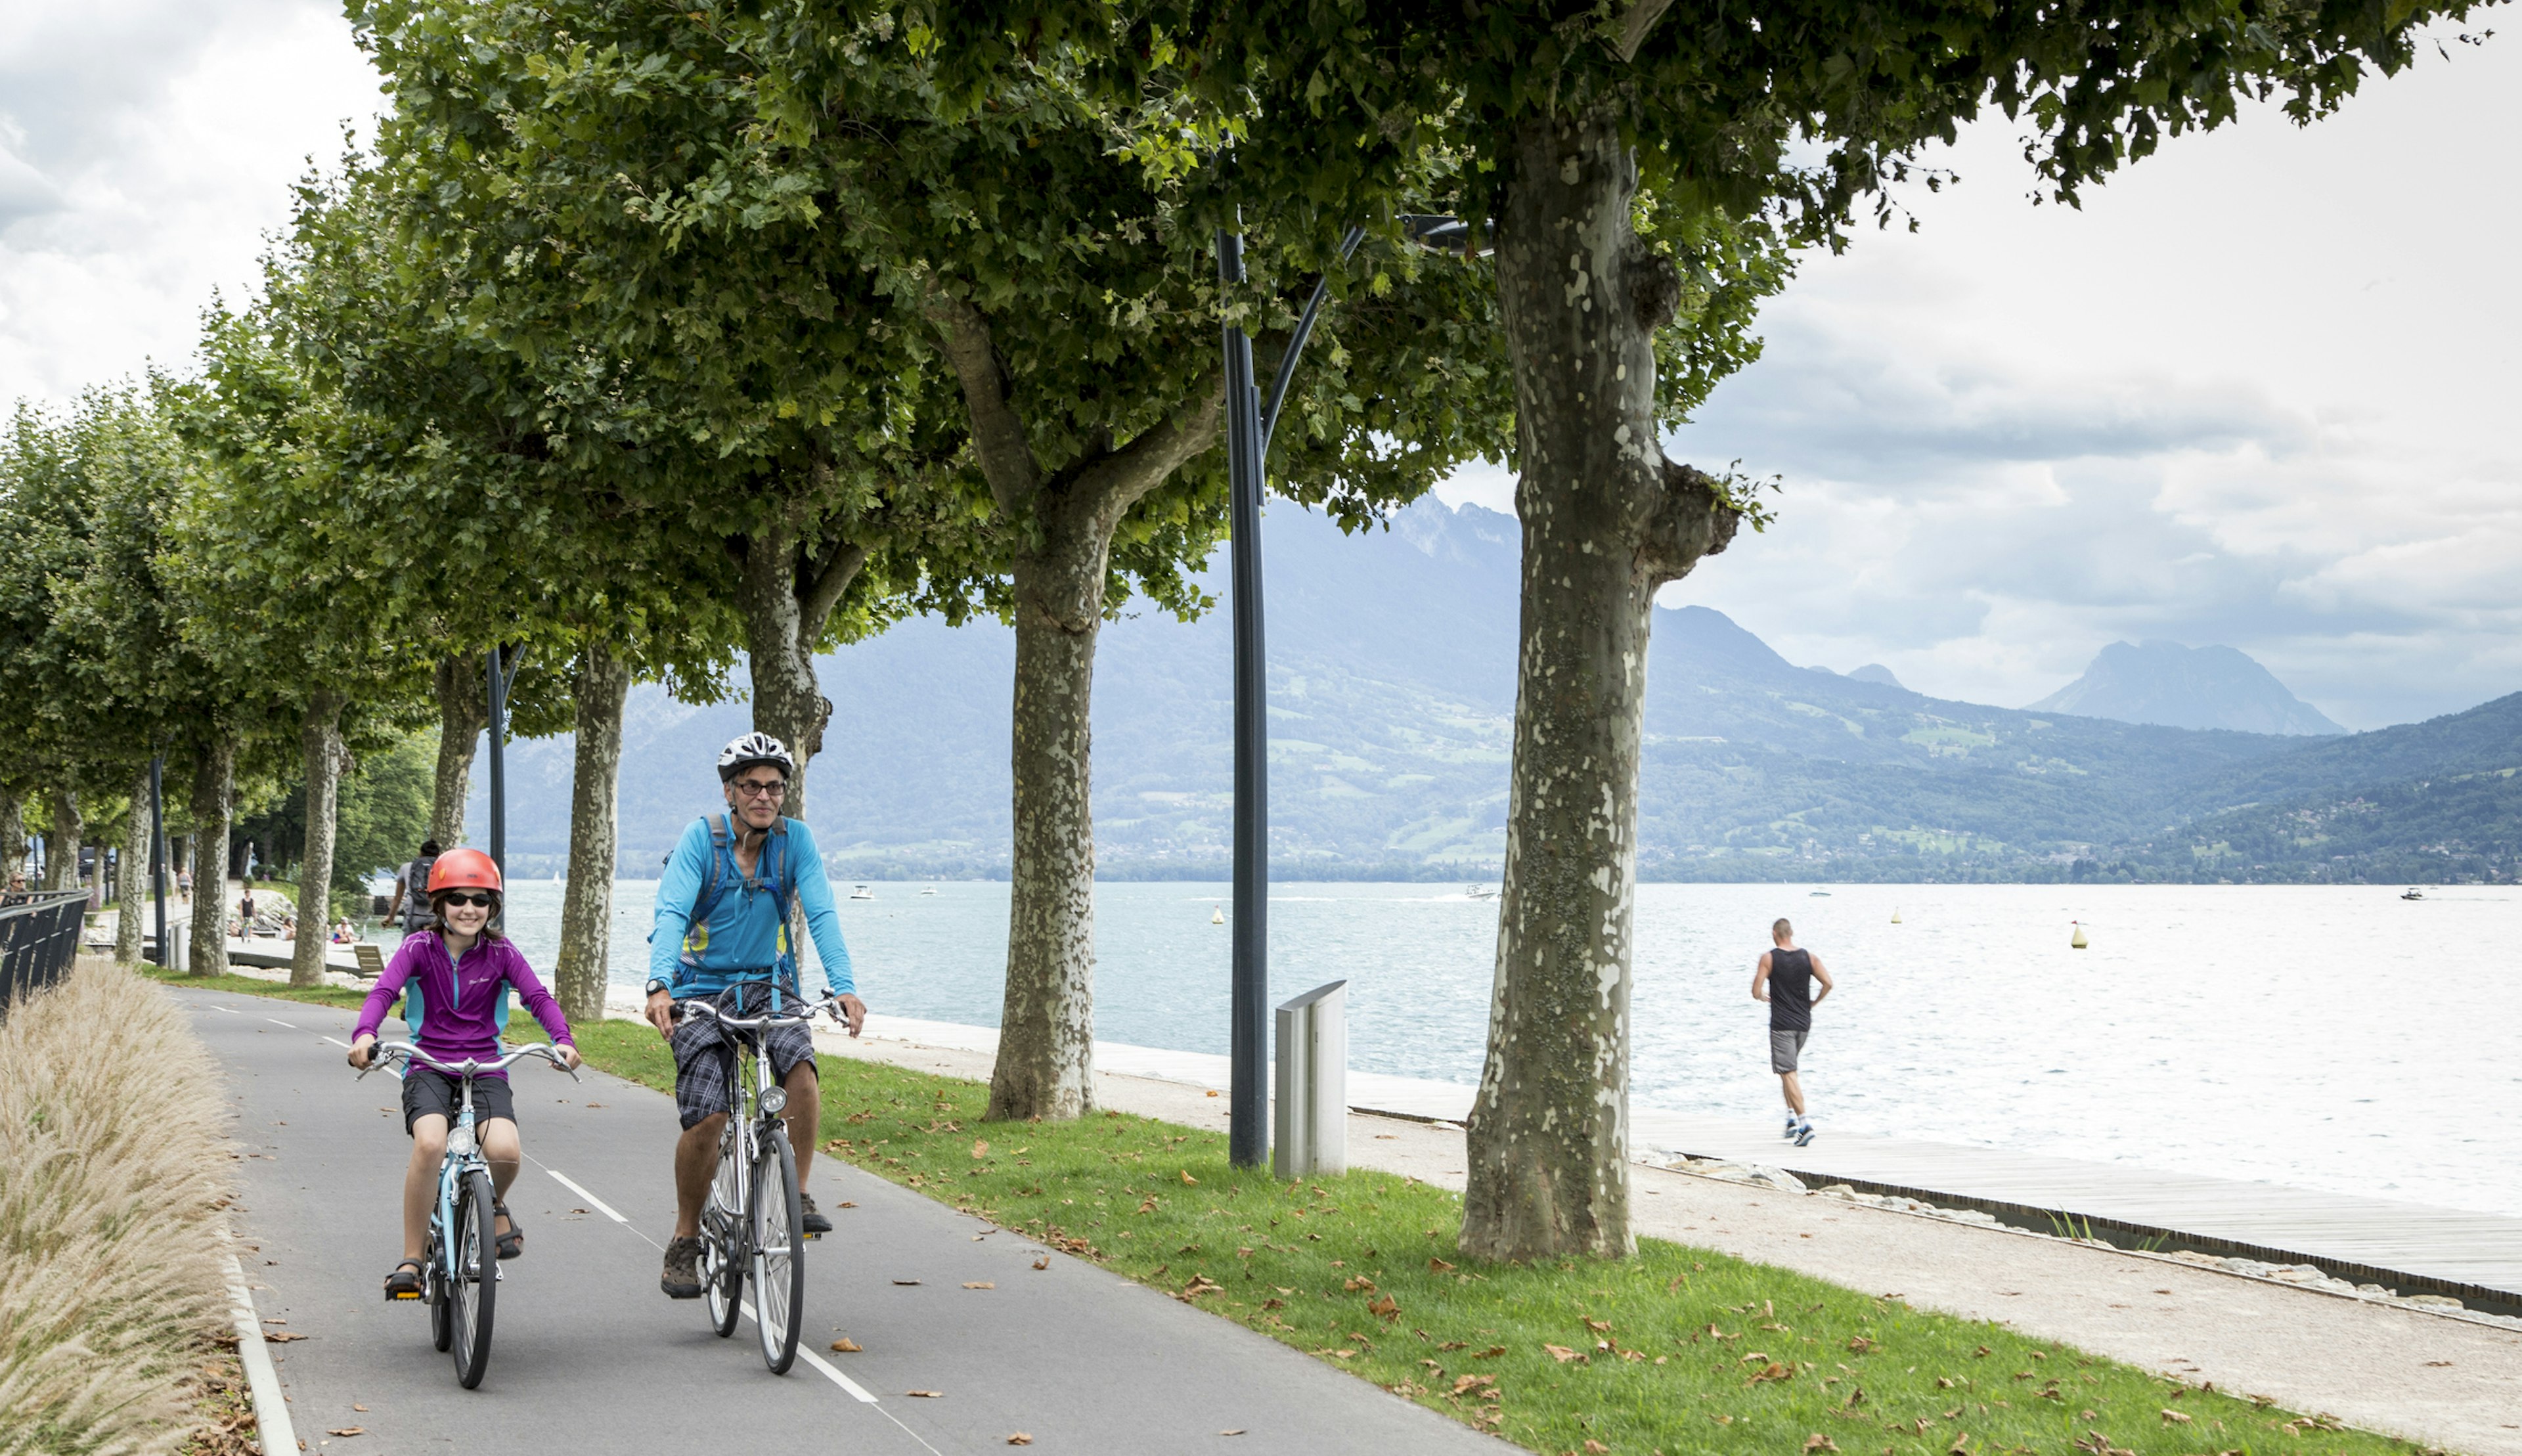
[1059,0,2502,1258]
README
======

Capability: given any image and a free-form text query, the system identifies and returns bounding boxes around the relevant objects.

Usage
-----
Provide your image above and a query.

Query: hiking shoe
[660,1235,705,1299]
[1793,1122,1817,1148]
[800,1191,833,1237]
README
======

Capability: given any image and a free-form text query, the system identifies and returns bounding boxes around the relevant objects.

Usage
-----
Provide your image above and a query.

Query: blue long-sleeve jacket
[647,815,854,998]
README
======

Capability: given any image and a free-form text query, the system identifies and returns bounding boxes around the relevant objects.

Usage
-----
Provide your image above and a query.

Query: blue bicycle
[359,1042,575,1388]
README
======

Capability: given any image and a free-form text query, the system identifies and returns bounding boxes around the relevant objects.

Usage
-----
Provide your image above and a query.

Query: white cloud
[1447,30,2522,732]
[0,0,382,403]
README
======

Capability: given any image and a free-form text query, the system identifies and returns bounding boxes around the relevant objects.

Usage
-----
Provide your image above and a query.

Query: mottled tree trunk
[1459,109,1740,1264]
[114,764,150,963]
[556,640,630,1026]
[291,692,347,988]
[986,515,1114,1122]
[735,516,858,823]
[189,738,234,975]
[0,786,23,887]
[44,784,82,894]
[431,655,488,847]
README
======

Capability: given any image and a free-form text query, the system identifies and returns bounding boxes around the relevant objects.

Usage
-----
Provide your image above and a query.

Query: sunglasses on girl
[437,891,497,908]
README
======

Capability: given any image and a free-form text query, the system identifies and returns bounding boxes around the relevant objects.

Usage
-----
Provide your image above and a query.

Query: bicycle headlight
[759,1088,787,1114]
[448,1124,478,1157]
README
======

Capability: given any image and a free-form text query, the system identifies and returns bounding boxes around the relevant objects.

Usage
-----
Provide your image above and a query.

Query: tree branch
[1061,373,1227,521]
[926,292,1042,514]
[799,540,871,642]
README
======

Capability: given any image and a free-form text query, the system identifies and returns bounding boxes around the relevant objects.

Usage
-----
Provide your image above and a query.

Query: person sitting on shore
[347,849,579,1299]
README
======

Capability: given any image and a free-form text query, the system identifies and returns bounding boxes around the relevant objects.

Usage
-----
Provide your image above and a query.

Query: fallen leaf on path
[1472,1346,1507,1359]
[1427,1257,1455,1273]
[2161,1410,2193,1425]
[1847,1336,1876,1353]
[1342,1275,1376,1292]
[1451,1374,1496,1396]
[1005,1436,1031,1446]
[830,1338,862,1352]
[963,1281,995,1290]
[1804,1436,1839,1453]
[893,1279,921,1286]
[1180,1170,1198,1185]
[1582,1317,1611,1333]
[1220,1430,1245,1436]
[1138,1197,1159,1214]
[906,1389,942,1398]
[839,1201,856,1208]
[1543,1344,1583,1363]
[585,1103,604,1109]
[1745,1362,1793,1386]
[1205,1090,1220,1097]
[264,1332,306,1342]
[1032,1256,1050,1269]
[1367,1295,1399,1321]
[351,1405,366,1412]
[325,1428,363,1438]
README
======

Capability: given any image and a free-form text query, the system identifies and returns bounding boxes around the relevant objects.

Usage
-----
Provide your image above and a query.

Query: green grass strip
[148,969,2439,1456]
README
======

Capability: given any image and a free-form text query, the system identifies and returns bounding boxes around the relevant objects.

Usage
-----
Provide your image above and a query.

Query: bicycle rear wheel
[749,1128,805,1374]
[449,1168,498,1388]
[702,1130,743,1339]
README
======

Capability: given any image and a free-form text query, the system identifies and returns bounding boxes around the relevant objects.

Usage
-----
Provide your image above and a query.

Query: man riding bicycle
[647,732,868,1300]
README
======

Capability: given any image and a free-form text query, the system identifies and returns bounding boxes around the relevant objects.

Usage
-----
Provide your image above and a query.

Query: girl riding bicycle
[346,849,580,1299]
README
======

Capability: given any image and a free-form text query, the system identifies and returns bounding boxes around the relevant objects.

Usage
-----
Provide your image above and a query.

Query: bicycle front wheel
[749,1128,805,1374]
[449,1168,498,1388]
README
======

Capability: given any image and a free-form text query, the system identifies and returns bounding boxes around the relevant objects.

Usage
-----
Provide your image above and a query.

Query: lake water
[468,878,2519,1217]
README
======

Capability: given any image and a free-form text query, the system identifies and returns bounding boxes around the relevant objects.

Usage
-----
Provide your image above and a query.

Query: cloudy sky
[5,6,2514,730]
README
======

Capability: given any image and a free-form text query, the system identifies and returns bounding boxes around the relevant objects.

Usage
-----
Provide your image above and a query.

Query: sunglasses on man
[437,891,497,908]
[731,778,788,799]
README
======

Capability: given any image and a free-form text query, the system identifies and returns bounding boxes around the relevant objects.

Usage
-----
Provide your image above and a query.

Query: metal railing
[0,889,92,1022]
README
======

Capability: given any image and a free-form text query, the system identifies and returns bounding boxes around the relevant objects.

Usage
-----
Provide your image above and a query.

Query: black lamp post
[485,646,522,921]
[148,755,167,965]
[1218,223,1367,1170]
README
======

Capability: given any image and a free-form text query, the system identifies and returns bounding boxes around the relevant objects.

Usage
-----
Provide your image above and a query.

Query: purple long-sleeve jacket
[354,931,574,1078]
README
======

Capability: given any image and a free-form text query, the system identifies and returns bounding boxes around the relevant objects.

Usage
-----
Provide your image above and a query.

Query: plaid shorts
[670,1004,818,1130]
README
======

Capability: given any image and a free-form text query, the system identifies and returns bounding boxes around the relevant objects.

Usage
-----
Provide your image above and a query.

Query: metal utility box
[1272,979,1348,1179]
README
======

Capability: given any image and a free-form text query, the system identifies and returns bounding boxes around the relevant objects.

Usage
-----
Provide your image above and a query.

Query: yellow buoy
[2070,920,2089,949]
[1211,904,1225,925]
[1891,907,1903,924]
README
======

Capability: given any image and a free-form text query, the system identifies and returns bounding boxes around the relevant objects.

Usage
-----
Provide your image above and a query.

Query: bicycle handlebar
[675,989,844,1032]
[359,1041,579,1082]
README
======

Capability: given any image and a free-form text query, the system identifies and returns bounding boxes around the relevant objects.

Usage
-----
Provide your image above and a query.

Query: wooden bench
[353,942,386,980]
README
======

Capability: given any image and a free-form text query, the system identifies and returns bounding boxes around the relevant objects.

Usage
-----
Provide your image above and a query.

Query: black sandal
[384,1258,426,1300]
[493,1203,523,1261]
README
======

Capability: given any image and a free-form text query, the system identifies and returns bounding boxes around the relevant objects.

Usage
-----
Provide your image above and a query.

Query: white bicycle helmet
[717,731,795,782]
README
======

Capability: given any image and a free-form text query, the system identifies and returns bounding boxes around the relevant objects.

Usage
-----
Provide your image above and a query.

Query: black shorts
[670,1005,816,1130]
[401,1067,518,1136]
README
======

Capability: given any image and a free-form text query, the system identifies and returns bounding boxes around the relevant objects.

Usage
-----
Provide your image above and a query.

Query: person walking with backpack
[380,839,441,935]
[644,732,868,1300]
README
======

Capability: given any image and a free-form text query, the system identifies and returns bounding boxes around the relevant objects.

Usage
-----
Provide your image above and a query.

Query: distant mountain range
[465,499,2521,885]
[2028,640,2345,736]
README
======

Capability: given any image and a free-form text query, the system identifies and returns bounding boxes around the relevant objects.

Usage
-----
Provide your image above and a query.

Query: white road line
[546,1168,630,1224]
[322,1036,353,1049]
[208,1004,239,1013]
[265,1017,296,1028]
[222,1252,296,1456]
[740,1305,879,1403]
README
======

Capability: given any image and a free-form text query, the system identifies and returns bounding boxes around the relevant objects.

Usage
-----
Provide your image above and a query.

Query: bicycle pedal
[387,1291,421,1301]
[803,1230,822,1241]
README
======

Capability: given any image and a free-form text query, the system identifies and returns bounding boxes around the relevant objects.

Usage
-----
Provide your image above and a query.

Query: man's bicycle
[678,983,841,1374]
[358,1042,576,1388]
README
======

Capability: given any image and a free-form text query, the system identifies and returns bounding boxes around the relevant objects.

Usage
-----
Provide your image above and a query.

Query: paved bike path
[173,986,1497,1455]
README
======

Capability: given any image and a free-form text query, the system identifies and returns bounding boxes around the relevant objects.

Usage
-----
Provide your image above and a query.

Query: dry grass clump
[1,958,238,1456]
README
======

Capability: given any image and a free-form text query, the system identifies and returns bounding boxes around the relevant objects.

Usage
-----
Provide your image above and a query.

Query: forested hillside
[465,500,2519,884]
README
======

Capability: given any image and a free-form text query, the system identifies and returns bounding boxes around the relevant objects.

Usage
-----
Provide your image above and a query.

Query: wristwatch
[645,977,673,998]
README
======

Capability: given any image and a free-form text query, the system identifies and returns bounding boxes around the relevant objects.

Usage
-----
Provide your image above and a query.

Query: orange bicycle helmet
[426,847,503,896]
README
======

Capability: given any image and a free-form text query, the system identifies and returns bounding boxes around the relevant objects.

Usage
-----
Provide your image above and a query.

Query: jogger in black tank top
[1753,918,1835,1146]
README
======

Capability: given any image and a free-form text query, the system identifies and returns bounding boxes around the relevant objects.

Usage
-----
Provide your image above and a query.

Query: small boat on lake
[849,884,875,901]
[1465,885,1498,902]
[2401,887,2425,900]
[919,886,939,896]
[1808,890,1832,897]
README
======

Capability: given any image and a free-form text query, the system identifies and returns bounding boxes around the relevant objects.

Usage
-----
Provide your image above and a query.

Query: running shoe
[800,1191,833,1236]
[1783,1114,1801,1140]
[1793,1122,1817,1147]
